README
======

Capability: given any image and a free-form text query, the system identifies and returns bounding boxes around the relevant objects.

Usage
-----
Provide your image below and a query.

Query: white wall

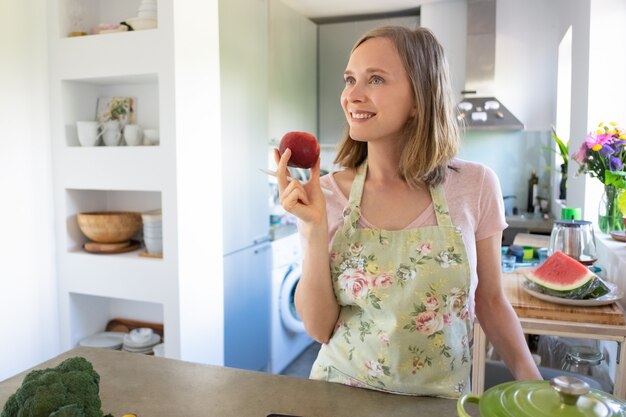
[0,0,59,380]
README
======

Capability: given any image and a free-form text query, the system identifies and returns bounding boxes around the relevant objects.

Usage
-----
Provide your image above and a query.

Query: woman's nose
[344,82,365,102]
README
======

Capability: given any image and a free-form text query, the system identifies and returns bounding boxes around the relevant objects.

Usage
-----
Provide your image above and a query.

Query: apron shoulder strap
[341,160,368,237]
[430,184,454,227]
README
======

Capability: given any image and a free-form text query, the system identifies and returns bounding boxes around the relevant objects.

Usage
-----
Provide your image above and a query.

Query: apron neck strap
[341,160,453,233]
[430,184,453,227]
[341,160,367,236]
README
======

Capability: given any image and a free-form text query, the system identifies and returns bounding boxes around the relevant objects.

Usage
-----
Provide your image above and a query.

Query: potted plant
[550,127,569,200]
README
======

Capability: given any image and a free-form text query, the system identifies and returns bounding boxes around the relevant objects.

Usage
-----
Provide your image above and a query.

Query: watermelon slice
[523,251,610,299]
[525,250,595,291]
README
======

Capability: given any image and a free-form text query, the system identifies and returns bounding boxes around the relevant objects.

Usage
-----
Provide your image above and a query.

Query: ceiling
[279,0,445,19]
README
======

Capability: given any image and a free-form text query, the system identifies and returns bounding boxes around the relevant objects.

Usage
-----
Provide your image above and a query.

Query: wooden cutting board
[503,272,626,326]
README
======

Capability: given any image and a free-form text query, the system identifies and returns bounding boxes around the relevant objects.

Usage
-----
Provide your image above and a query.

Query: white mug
[124,124,143,146]
[144,129,160,145]
[102,120,122,146]
[76,121,102,146]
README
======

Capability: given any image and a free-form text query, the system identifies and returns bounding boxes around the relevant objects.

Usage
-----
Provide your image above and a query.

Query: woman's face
[341,37,416,144]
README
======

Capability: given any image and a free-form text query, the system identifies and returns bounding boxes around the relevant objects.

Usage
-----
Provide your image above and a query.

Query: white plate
[521,280,623,306]
[79,332,125,349]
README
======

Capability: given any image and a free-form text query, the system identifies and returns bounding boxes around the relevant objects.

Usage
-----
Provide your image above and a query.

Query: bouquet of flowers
[572,122,626,232]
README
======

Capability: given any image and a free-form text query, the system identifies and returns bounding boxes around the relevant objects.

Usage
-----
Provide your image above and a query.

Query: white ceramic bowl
[143,230,162,240]
[143,129,160,145]
[138,11,157,19]
[129,327,154,344]
[144,236,163,254]
[126,17,157,31]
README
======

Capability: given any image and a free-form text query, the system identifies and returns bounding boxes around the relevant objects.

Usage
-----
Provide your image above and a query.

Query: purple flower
[609,155,623,171]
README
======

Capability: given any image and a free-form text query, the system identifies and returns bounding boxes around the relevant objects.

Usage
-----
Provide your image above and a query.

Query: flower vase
[598,185,624,233]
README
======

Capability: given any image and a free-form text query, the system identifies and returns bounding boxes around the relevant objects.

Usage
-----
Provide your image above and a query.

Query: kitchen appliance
[458,376,626,417]
[458,0,524,130]
[548,220,598,265]
[270,232,313,374]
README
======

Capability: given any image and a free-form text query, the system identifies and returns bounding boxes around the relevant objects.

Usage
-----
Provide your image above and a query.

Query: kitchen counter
[505,213,554,232]
[0,347,460,417]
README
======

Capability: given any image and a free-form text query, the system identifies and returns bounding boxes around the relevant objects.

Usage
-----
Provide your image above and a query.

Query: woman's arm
[474,234,542,380]
[274,149,340,343]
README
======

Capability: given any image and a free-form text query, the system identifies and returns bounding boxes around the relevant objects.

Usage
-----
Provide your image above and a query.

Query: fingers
[281,179,310,210]
[274,148,291,191]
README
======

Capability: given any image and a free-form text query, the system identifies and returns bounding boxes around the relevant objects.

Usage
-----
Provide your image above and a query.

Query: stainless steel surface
[460,0,524,131]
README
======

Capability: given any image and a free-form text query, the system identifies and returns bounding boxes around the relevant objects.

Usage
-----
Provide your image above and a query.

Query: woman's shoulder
[447,158,499,185]
[321,168,355,201]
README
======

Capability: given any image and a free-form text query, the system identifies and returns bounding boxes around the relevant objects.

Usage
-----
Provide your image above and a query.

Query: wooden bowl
[77,211,142,243]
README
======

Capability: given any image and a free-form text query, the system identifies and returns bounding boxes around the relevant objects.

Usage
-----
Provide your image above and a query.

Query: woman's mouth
[350,111,375,120]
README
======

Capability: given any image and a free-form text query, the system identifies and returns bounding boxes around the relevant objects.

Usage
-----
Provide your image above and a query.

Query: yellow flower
[592,144,602,151]
[609,121,618,126]
[366,263,379,274]
[433,334,445,348]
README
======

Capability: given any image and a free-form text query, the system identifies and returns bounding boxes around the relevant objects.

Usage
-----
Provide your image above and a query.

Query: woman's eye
[370,76,383,85]
[344,76,355,85]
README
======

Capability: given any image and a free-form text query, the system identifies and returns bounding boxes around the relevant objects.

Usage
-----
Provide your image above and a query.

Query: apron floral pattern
[310,161,472,398]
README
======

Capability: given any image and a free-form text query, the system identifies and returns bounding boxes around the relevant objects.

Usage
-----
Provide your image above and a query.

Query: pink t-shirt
[312,158,507,319]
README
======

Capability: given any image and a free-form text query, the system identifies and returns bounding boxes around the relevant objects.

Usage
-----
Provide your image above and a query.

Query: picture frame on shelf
[96,96,136,130]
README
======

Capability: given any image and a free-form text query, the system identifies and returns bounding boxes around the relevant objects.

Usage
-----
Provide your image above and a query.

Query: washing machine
[270,232,313,374]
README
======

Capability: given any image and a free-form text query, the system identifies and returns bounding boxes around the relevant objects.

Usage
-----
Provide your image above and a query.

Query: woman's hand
[274,148,327,226]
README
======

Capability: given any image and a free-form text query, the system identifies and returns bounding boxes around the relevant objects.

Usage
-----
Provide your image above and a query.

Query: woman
[274,26,541,397]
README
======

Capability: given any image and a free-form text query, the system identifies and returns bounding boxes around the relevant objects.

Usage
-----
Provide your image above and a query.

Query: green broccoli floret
[0,356,112,417]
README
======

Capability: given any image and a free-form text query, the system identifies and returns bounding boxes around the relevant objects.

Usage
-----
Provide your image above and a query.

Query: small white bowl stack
[122,328,162,354]
[142,209,162,256]
[126,0,157,30]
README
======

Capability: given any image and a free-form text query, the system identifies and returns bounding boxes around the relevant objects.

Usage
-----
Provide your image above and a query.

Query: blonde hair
[334,26,459,187]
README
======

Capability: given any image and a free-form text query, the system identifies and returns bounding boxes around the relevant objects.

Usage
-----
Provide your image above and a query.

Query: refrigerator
[220,0,271,372]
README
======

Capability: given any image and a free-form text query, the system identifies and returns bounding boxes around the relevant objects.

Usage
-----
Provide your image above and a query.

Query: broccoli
[1,356,113,417]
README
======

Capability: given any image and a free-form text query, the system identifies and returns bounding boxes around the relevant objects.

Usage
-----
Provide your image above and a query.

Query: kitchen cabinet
[219,0,272,370]
[48,0,224,365]
[224,242,272,371]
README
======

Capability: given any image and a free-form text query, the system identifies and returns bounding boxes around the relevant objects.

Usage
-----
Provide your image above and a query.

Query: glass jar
[561,345,604,376]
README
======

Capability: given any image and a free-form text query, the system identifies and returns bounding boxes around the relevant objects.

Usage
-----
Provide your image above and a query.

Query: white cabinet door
[224,242,272,371]
[220,0,270,254]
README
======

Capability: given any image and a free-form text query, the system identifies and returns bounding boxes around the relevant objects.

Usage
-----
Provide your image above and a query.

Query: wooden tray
[503,272,626,326]
[84,240,140,254]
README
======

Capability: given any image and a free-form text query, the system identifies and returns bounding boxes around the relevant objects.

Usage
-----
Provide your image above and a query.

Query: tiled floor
[280,342,321,378]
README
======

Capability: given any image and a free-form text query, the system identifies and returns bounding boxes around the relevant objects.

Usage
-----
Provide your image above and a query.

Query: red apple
[278,131,320,169]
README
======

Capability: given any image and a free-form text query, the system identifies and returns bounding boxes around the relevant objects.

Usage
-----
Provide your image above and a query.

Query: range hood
[457,0,524,131]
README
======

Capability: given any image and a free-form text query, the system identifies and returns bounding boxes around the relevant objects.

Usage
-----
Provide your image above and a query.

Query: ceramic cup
[144,129,160,145]
[501,255,516,273]
[102,120,122,146]
[124,124,143,146]
[76,121,102,146]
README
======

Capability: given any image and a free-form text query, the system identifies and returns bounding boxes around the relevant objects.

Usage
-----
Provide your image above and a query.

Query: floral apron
[309,161,472,398]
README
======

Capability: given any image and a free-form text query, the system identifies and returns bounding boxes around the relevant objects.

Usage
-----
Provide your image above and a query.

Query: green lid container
[562,207,582,220]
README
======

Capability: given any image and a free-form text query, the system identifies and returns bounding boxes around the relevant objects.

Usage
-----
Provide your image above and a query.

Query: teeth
[352,112,373,119]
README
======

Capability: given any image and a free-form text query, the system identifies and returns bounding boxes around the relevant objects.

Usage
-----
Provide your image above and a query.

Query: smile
[350,111,375,120]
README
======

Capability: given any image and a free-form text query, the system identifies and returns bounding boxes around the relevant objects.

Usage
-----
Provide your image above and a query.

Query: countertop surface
[0,347,461,417]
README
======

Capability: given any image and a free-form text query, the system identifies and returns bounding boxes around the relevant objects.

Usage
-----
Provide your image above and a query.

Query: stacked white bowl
[122,328,162,354]
[137,0,157,19]
[142,209,162,255]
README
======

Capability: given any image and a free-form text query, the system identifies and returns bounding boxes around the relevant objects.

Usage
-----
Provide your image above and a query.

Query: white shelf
[52,31,166,79]
[63,252,170,304]
[59,147,166,190]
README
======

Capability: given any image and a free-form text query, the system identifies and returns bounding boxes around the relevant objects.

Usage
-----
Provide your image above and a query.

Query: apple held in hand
[278,131,320,169]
